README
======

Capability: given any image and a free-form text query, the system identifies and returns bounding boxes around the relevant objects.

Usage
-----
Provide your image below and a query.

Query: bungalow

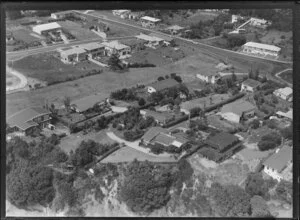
[242,42,281,57]
[166,25,185,35]
[112,10,131,18]
[59,47,87,63]
[200,132,242,163]
[140,16,161,28]
[149,33,174,46]
[51,10,74,19]
[7,107,52,135]
[273,87,293,102]
[80,42,105,59]
[241,78,262,92]
[196,72,221,84]
[249,17,271,28]
[141,127,189,148]
[220,99,256,123]
[140,109,174,126]
[135,33,164,48]
[263,146,292,182]
[32,22,62,35]
[101,40,131,59]
[70,94,108,113]
[147,78,179,93]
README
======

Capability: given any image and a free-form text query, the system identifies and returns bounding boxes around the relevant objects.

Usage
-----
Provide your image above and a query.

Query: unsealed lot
[58,20,99,40]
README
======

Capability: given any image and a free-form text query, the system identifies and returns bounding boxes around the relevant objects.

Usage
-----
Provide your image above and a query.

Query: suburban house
[101,41,131,59]
[231,14,244,23]
[135,33,164,48]
[51,10,74,19]
[166,25,185,35]
[242,42,281,57]
[196,72,221,84]
[275,108,293,120]
[32,22,62,35]
[180,98,206,115]
[141,127,189,148]
[70,94,109,113]
[128,11,141,20]
[80,42,105,59]
[140,109,174,126]
[147,78,179,93]
[149,33,174,46]
[140,16,161,28]
[112,10,131,18]
[120,38,147,51]
[241,78,262,92]
[220,99,256,123]
[59,46,87,63]
[7,107,52,135]
[273,87,293,102]
[249,17,271,28]
[263,146,292,182]
[200,132,242,163]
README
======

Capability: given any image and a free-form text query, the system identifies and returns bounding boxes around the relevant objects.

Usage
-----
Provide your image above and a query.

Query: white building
[196,72,221,84]
[275,109,293,120]
[112,10,131,18]
[249,17,271,28]
[135,33,164,48]
[240,78,262,92]
[273,87,293,101]
[140,16,161,28]
[32,22,62,35]
[51,11,74,19]
[101,41,131,59]
[166,25,185,35]
[242,42,281,57]
[231,14,244,23]
[263,146,292,182]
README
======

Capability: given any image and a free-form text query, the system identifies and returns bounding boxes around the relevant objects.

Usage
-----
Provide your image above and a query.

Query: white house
[249,17,271,28]
[59,47,87,64]
[242,42,281,57]
[51,11,74,19]
[263,146,292,182]
[140,16,161,28]
[240,78,262,92]
[196,72,221,84]
[135,33,164,48]
[273,87,293,101]
[32,22,62,35]
[101,41,131,59]
[112,10,131,19]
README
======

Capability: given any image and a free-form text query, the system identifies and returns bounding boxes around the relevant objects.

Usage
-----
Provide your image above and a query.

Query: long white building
[242,41,281,57]
[32,22,62,35]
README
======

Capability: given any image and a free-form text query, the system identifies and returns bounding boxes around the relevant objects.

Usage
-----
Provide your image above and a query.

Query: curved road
[6,66,28,92]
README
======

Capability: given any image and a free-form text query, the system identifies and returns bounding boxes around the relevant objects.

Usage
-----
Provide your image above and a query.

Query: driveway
[106,131,174,158]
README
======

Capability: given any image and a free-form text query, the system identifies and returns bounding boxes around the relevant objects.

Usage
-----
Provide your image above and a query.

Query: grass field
[6,72,21,87]
[12,28,42,43]
[278,70,292,84]
[11,52,103,84]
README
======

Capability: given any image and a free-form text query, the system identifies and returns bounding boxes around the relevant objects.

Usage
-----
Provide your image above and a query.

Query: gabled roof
[166,25,185,30]
[149,33,173,42]
[135,33,163,42]
[154,133,175,146]
[148,78,179,91]
[142,126,168,143]
[243,42,281,52]
[7,107,50,130]
[71,94,106,112]
[242,78,262,88]
[263,146,292,172]
[33,22,61,31]
[276,109,293,120]
[206,132,240,151]
[80,42,104,51]
[101,41,129,50]
[60,47,86,56]
[221,99,256,117]
[274,87,292,97]
[140,16,161,23]
[142,110,173,123]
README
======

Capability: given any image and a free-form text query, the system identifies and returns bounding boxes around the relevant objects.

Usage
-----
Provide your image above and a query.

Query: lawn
[12,28,42,43]
[207,114,238,132]
[278,70,293,84]
[11,52,103,84]
[100,146,177,163]
[58,130,116,154]
[247,126,274,144]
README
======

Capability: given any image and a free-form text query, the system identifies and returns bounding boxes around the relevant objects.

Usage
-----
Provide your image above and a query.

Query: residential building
[140,16,161,28]
[112,10,131,18]
[7,107,52,135]
[196,72,221,84]
[166,25,185,35]
[147,78,179,93]
[141,127,189,148]
[220,99,256,123]
[273,87,293,101]
[120,38,147,51]
[263,146,292,182]
[231,14,244,23]
[275,109,293,120]
[200,132,242,163]
[59,47,87,63]
[51,10,74,19]
[70,94,108,113]
[242,42,281,57]
[128,12,141,20]
[101,41,131,59]
[32,22,62,35]
[241,78,262,92]
[249,17,271,28]
[140,109,174,126]
[135,33,164,48]
[80,42,105,59]
[149,33,174,46]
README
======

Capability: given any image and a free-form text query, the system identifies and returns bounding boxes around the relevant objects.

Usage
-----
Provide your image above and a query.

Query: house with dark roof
[7,107,52,135]
[141,127,189,148]
[199,132,242,162]
[140,109,174,126]
[71,94,108,113]
[263,146,292,182]
[220,99,256,123]
[241,78,262,92]
[147,78,179,93]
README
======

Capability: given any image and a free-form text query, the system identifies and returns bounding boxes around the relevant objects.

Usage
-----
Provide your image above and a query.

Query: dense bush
[150,143,165,154]
[245,172,271,200]
[275,180,292,204]
[250,195,272,217]
[128,62,156,68]
[257,132,281,151]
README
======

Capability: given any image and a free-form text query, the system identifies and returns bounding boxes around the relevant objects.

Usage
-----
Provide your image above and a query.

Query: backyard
[278,70,293,84]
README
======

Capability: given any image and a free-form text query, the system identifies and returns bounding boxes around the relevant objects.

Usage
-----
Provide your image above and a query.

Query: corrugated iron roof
[263,146,292,172]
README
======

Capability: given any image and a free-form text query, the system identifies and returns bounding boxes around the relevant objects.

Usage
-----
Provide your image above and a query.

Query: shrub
[258,132,281,151]
[150,143,165,154]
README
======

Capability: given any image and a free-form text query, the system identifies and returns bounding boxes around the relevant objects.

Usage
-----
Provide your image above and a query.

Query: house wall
[241,84,255,92]
[221,112,240,123]
[264,166,282,182]
[274,90,292,101]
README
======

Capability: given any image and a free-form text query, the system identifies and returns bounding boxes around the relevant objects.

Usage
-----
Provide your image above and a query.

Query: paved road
[106,131,174,158]
[274,68,293,87]
[74,10,292,65]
